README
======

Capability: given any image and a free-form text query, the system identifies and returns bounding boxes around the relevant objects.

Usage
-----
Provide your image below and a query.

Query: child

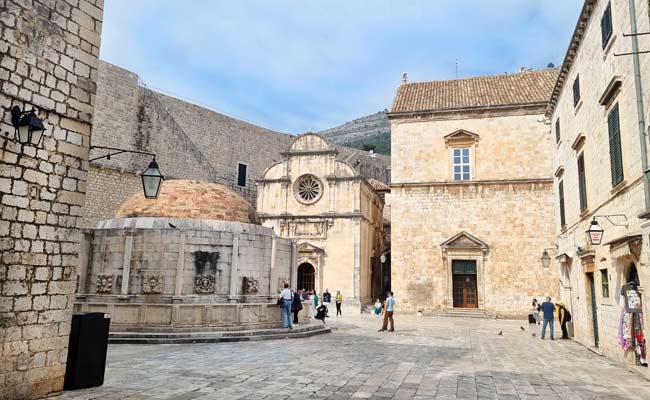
[374,299,382,316]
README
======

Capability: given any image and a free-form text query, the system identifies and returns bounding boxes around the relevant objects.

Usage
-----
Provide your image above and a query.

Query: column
[269,236,277,294]
[76,230,92,295]
[229,234,240,302]
[120,232,134,296]
[173,232,186,301]
[290,241,298,290]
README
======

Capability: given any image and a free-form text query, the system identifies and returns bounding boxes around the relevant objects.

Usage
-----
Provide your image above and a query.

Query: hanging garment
[618,307,632,351]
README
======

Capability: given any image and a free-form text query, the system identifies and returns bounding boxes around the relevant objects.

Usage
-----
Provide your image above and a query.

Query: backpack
[564,309,572,322]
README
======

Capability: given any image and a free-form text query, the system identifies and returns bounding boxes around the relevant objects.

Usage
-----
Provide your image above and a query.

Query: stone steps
[440,308,492,319]
[108,323,330,344]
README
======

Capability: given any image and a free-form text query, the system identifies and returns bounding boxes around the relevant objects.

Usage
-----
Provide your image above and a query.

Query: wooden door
[452,260,478,308]
[587,272,599,347]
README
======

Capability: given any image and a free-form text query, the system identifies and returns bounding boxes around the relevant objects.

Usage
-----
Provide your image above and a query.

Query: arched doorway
[297,263,315,292]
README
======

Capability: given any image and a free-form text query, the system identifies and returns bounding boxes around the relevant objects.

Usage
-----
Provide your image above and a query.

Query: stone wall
[83,165,140,229]
[390,181,559,317]
[78,217,293,302]
[550,0,650,367]
[0,0,104,398]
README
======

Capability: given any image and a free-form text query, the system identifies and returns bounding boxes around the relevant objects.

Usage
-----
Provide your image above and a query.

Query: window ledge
[574,99,584,115]
[603,34,617,60]
[610,179,628,195]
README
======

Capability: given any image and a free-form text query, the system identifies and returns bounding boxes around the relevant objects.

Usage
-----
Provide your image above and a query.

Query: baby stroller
[315,304,328,324]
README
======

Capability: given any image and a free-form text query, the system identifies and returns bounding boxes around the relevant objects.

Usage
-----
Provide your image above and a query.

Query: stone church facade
[256,134,385,312]
[388,70,561,317]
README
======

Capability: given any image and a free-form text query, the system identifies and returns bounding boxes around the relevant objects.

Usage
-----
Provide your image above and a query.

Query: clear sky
[100,1,583,134]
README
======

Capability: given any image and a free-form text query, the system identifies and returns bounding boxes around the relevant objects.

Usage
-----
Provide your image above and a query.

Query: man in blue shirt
[540,296,556,340]
[378,291,396,332]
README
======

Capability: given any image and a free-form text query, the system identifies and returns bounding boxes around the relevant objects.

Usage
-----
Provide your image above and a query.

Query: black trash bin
[64,312,111,390]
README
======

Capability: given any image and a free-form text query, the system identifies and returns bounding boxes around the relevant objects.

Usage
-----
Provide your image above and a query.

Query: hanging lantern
[11,106,46,147]
[586,218,604,246]
[140,158,164,199]
[541,249,551,269]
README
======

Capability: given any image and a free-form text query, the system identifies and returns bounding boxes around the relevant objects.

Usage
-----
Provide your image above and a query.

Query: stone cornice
[546,0,597,117]
[390,177,553,188]
[388,102,547,122]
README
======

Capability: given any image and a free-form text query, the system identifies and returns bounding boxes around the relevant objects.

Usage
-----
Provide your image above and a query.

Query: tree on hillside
[361,143,376,152]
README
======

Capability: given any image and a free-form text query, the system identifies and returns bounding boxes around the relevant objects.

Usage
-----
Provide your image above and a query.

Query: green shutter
[608,104,624,186]
[601,2,613,48]
[555,119,561,143]
[573,75,581,106]
[559,180,566,227]
[578,153,588,211]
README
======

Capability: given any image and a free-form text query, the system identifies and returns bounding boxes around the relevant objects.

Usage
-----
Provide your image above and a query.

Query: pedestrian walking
[278,283,293,329]
[301,289,308,301]
[540,296,555,340]
[322,289,332,307]
[558,302,571,339]
[335,290,343,317]
[291,289,303,324]
[373,298,382,317]
[378,291,395,332]
[531,298,540,325]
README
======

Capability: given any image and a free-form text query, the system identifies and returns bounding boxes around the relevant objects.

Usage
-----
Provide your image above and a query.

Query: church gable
[441,231,489,251]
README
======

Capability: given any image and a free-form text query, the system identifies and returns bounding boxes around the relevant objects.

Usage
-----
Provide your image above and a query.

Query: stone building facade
[388,70,561,317]
[256,134,385,312]
[0,0,104,398]
[548,0,650,371]
[83,62,391,229]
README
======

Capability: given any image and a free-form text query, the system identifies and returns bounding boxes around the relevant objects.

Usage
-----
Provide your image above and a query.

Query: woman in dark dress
[292,290,303,324]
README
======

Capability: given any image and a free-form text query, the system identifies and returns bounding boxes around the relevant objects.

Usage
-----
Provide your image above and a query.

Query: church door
[452,260,478,308]
[297,263,315,292]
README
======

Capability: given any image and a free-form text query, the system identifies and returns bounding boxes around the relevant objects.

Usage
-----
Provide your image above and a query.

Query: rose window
[295,174,323,204]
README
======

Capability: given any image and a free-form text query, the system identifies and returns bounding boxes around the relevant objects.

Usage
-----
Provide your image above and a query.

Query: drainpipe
[628,0,650,214]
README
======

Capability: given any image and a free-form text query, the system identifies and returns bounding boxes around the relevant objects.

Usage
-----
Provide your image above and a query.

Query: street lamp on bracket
[3,105,47,148]
[541,247,558,269]
[90,146,164,199]
[585,214,628,246]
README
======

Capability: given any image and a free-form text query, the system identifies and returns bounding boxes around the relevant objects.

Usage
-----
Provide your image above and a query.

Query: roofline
[388,101,548,120]
[545,0,597,117]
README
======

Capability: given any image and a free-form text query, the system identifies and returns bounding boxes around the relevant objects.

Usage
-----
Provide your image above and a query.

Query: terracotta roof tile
[367,178,390,191]
[390,69,559,114]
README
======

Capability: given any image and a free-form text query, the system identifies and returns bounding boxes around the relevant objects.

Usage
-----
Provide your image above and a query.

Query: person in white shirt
[278,283,293,329]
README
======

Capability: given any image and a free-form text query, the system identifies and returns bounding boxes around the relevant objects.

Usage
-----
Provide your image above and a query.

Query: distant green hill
[319,111,391,155]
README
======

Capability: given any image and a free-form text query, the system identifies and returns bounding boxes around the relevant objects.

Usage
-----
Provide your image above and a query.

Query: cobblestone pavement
[50,315,650,400]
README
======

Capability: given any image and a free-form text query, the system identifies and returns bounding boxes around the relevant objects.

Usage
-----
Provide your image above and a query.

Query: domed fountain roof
[116,179,259,224]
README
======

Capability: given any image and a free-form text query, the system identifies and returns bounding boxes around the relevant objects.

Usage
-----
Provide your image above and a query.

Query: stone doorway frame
[297,242,324,294]
[441,231,489,310]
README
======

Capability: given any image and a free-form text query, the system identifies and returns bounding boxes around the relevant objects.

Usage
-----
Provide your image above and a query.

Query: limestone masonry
[0,1,104,398]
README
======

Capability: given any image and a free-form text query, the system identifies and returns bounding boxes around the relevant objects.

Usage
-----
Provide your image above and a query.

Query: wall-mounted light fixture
[90,146,164,199]
[585,214,628,246]
[9,106,47,147]
[540,247,558,269]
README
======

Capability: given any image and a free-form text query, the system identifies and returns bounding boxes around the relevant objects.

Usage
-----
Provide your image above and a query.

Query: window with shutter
[608,104,624,186]
[601,2,613,48]
[555,119,561,143]
[578,152,587,211]
[559,180,566,228]
[573,75,581,106]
